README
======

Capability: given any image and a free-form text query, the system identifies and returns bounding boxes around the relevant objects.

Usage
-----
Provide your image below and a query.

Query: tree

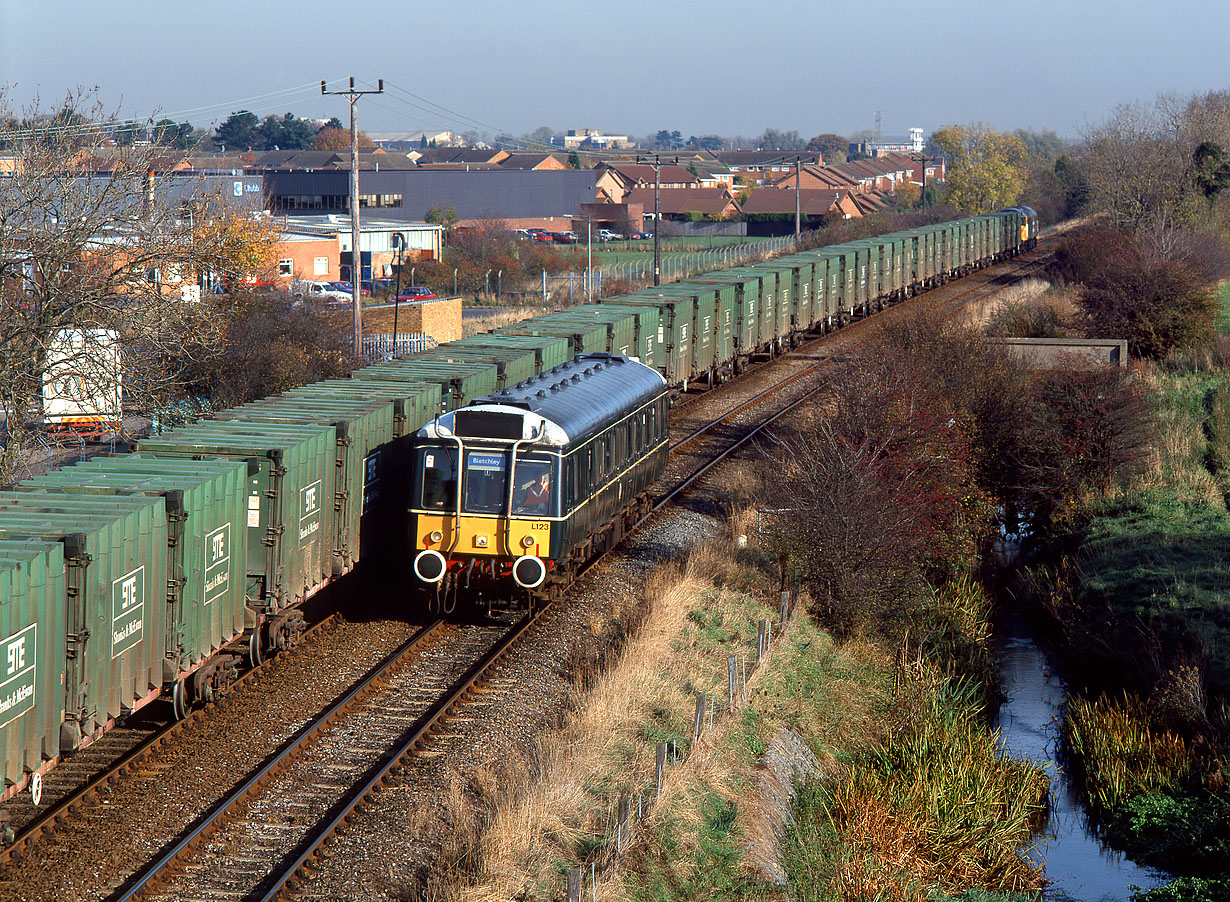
[697,134,724,152]
[807,132,848,160]
[1078,256,1216,359]
[1013,128,1067,163]
[526,126,555,148]
[931,124,1028,214]
[767,348,989,636]
[1191,141,1230,201]
[254,113,316,151]
[758,129,806,151]
[424,205,460,230]
[152,118,195,149]
[0,93,281,482]
[214,110,258,151]
[311,126,374,151]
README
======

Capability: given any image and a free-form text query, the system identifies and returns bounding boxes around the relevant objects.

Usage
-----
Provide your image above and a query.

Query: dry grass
[452,538,889,901]
[461,307,547,337]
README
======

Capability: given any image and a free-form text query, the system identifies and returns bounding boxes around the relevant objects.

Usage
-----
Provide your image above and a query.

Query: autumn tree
[767,349,991,636]
[0,93,282,482]
[311,126,375,151]
[1056,224,1221,358]
[807,132,848,162]
[931,124,1028,214]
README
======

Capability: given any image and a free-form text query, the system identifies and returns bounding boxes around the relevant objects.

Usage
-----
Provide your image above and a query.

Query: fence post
[780,590,790,623]
[568,867,581,902]
[656,741,667,795]
[757,619,767,663]
[728,655,738,711]
[694,692,705,740]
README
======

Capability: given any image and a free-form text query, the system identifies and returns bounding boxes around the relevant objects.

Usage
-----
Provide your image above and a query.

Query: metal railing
[362,332,438,361]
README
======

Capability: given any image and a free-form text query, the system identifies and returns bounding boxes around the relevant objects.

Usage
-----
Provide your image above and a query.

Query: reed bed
[785,676,1049,901]
[1063,693,1192,811]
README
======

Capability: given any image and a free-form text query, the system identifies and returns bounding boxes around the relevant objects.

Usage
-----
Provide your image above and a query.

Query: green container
[0,540,67,793]
[608,290,696,384]
[351,360,498,413]
[279,379,436,438]
[414,345,539,389]
[135,421,336,610]
[547,306,640,359]
[573,303,661,368]
[211,397,397,572]
[8,457,248,681]
[498,316,610,356]
[444,333,571,376]
[776,256,816,332]
[812,248,855,318]
[695,270,762,354]
[0,493,168,748]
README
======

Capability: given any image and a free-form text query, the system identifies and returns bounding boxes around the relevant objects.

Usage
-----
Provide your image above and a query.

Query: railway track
[0,242,1055,900]
[117,615,530,901]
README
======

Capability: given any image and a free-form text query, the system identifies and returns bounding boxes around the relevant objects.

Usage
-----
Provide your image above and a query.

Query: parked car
[598,229,624,242]
[330,281,370,297]
[550,231,578,244]
[323,298,352,311]
[290,279,351,303]
[395,286,437,301]
[629,230,652,240]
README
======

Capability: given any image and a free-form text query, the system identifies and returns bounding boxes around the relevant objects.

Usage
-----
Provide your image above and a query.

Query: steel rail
[113,617,448,901]
[258,605,548,901]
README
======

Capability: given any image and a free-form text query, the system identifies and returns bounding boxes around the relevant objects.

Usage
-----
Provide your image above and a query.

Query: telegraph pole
[652,154,661,286]
[794,156,802,239]
[322,76,383,356]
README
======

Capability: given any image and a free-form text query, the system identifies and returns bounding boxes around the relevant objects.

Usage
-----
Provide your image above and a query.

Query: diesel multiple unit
[0,207,1037,805]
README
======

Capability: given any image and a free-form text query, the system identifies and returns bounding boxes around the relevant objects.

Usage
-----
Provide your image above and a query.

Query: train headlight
[414,549,447,584]
[512,554,547,589]
[520,535,535,549]
[474,535,488,548]
[429,530,443,544]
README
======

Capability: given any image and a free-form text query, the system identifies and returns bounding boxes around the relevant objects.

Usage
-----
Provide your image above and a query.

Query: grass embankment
[1033,284,1230,899]
[448,537,1046,901]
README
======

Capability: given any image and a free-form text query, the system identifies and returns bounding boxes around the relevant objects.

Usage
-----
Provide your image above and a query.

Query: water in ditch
[994,626,1167,900]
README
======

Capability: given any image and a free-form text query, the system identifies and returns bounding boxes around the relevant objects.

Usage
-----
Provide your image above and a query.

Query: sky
[3,0,1229,144]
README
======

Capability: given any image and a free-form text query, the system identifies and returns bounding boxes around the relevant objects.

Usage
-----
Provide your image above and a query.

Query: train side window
[419,447,457,510]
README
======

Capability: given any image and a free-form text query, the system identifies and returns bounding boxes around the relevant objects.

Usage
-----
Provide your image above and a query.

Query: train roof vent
[571,374,581,383]
[549,383,560,393]
[536,390,547,398]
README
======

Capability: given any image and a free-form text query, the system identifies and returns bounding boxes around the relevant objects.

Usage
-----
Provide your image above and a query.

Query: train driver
[519,465,551,513]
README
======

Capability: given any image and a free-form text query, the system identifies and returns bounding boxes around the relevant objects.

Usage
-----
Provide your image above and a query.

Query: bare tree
[0,91,279,482]
[766,353,989,637]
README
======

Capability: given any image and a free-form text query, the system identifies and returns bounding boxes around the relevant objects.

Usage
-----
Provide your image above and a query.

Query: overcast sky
[2,0,1227,143]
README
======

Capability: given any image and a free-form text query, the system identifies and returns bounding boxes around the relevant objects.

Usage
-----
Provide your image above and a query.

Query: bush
[183,292,355,406]
[1078,259,1216,359]
[1054,224,1220,359]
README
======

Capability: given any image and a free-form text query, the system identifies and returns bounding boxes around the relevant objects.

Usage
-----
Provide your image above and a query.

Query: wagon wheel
[248,627,264,668]
[171,679,188,721]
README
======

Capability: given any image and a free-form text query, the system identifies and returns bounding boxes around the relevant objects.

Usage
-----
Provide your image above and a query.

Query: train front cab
[409,354,670,610]
[411,415,562,607]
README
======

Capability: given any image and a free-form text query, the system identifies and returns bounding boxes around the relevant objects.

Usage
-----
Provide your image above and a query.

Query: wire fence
[561,590,797,902]
[519,234,804,305]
